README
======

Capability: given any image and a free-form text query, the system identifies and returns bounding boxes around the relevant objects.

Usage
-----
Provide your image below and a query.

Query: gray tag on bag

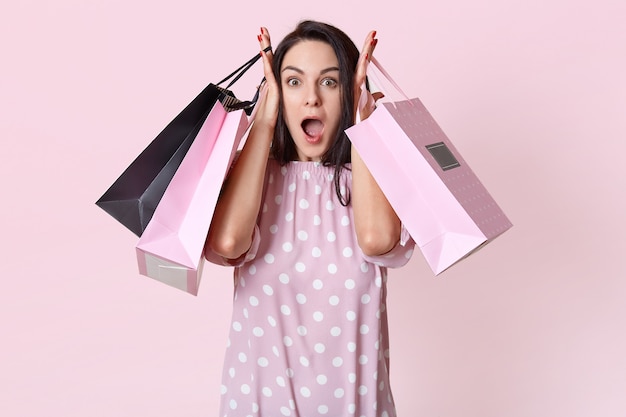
[425,142,460,171]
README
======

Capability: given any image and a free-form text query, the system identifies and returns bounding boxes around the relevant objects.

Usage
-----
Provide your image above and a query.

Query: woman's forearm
[350,144,401,257]
[206,122,274,260]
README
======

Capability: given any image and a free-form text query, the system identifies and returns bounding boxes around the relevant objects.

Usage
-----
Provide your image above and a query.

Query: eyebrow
[281,65,340,75]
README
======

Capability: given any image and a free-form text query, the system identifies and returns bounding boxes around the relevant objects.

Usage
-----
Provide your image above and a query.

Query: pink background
[1,0,625,416]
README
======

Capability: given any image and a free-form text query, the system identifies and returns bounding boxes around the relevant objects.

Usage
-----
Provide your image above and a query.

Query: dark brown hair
[270,20,360,205]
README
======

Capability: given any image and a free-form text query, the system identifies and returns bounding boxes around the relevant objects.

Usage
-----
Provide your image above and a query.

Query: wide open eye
[286,77,301,87]
[321,78,338,88]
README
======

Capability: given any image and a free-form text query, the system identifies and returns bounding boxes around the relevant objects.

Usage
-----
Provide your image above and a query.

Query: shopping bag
[96,48,268,236]
[346,58,512,275]
[135,102,250,295]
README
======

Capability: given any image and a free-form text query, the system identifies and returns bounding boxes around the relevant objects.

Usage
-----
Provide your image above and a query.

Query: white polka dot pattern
[217,161,413,417]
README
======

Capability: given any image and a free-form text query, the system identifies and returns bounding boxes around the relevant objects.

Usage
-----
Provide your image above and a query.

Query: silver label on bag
[426,142,460,171]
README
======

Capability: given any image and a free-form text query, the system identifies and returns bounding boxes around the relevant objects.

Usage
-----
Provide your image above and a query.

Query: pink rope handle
[368,56,411,102]
[355,57,413,122]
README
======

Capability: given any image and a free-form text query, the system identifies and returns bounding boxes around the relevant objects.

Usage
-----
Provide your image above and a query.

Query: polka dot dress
[213,160,414,417]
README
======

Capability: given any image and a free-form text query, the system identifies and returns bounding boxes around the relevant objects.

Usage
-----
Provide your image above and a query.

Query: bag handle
[356,56,413,122]
[217,46,272,89]
[367,56,411,102]
[215,46,271,113]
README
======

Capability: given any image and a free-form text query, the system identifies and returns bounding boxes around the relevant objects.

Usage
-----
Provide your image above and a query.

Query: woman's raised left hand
[353,30,383,120]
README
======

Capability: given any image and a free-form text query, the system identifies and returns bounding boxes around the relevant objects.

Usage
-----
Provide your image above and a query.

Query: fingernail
[372,30,377,38]
[258,34,262,42]
[260,27,264,34]
[365,53,369,60]
[371,39,375,46]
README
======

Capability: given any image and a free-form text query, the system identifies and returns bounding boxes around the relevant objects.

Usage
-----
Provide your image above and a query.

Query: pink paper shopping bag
[136,102,249,294]
[346,58,512,275]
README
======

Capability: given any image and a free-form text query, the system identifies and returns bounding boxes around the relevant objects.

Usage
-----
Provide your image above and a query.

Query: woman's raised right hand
[254,27,280,130]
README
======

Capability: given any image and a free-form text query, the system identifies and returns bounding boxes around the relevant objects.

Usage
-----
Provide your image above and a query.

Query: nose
[305,84,320,107]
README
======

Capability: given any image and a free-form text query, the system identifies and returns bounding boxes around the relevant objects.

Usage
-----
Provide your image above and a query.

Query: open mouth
[301,118,324,143]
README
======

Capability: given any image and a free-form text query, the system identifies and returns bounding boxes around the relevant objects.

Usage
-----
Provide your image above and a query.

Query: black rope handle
[212,46,272,114]
[217,46,272,88]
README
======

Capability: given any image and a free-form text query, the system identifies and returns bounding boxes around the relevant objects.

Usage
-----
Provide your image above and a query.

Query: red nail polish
[365,53,369,60]
[371,39,375,46]
[260,27,264,34]
[372,30,377,38]
[258,34,262,42]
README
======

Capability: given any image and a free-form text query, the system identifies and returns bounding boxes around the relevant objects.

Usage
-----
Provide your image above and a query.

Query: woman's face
[280,40,342,162]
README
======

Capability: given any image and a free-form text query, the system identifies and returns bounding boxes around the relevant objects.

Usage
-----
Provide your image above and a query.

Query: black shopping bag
[96,48,268,236]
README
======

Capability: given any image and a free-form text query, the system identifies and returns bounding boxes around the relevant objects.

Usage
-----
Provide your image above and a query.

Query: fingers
[258,27,277,85]
[372,92,385,102]
[258,27,273,59]
[355,30,378,89]
[361,30,378,62]
[253,26,280,127]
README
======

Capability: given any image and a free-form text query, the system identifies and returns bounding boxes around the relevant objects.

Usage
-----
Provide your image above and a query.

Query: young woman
[206,20,414,417]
